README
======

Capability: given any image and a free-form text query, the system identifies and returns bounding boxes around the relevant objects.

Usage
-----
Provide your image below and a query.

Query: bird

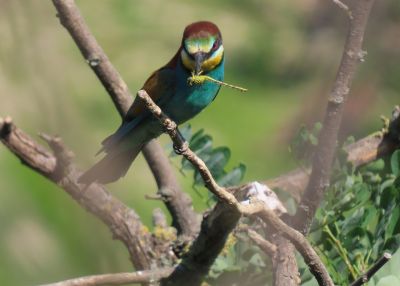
[78,21,225,184]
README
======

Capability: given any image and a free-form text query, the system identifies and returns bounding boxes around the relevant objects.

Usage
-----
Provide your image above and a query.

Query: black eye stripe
[183,47,195,59]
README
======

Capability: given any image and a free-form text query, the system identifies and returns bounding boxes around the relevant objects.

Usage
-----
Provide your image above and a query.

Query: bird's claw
[173,141,189,155]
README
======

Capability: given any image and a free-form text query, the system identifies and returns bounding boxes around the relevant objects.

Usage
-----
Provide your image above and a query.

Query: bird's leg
[173,129,189,155]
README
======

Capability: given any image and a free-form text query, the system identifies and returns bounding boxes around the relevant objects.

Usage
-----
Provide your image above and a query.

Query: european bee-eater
[79,21,224,184]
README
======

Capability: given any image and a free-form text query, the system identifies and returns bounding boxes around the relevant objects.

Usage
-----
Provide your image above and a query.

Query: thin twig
[331,0,353,19]
[246,229,277,257]
[39,267,174,286]
[350,253,392,286]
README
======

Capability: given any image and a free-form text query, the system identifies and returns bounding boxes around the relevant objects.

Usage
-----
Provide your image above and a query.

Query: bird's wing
[100,66,176,152]
[124,66,176,121]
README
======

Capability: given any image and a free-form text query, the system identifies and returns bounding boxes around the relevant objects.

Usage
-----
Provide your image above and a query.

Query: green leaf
[385,207,400,241]
[217,164,246,187]
[206,147,231,174]
[390,150,400,176]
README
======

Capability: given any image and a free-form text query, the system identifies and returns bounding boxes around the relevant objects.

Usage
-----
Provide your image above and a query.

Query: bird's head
[180,21,223,75]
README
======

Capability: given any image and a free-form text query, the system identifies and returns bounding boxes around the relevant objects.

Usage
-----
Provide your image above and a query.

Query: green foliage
[169,125,246,189]
[300,150,400,285]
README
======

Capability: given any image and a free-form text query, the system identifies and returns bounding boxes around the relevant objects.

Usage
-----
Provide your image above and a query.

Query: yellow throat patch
[181,45,224,73]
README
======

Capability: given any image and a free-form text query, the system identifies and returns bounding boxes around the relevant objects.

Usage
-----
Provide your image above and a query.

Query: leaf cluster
[169,125,246,191]
[301,150,400,285]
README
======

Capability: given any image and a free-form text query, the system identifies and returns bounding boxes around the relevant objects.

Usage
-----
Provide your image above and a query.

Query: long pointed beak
[194,52,206,75]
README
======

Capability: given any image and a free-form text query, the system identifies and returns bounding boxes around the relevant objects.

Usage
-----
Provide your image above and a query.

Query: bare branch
[246,229,277,257]
[350,253,392,286]
[255,207,334,286]
[0,119,153,270]
[51,0,197,237]
[162,202,241,286]
[293,0,376,234]
[40,268,174,286]
[272,237,300,286]
[137,89,334,286]
[143,140,200,237]
[52,0,132,115]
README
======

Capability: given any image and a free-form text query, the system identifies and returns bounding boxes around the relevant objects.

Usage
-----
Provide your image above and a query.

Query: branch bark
[350,252,392,286]
[142,140,200,237]
[40,268,174,286]
[0,118,153,270]
[292,0,376,234]
[246,229,277,257]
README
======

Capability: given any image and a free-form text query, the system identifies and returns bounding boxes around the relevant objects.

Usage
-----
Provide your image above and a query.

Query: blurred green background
[0,0,399,285]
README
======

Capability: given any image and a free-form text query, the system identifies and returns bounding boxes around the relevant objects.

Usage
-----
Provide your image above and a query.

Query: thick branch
[0,119,153,270]
[162,203,240,286]
[40,268,174,286]
[142,140,200,237]
[51,0,197,237]
[256,208,334,286]
[293,0,376,234]
[52,0,132,115]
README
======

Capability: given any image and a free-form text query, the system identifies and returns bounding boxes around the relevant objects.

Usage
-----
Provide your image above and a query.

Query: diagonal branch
[0,118,153,270]
[350,252,392,286]
[137,89,334,286]
[293,0,376,234]
[51,0,198,237]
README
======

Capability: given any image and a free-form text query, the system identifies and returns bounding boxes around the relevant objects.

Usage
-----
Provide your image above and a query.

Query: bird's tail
[78,145,142,185]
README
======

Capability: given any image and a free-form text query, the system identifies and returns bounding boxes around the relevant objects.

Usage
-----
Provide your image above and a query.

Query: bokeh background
[0,0,399,285]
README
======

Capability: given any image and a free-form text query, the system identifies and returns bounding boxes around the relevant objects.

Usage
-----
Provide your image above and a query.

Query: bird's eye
[212,41,218,51]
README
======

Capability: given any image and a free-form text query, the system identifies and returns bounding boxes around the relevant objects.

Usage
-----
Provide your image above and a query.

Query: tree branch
[265,114,400,202]
[142,139,200,237]
[51,0,197,237]
[350,252,392,286]
[0,118,154,269]
[246,228,277,258]
[40,268,174,286]
[293,0,376,234]
[137,89,334,286]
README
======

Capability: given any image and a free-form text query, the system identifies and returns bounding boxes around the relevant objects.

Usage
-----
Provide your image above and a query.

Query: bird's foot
[173,141,189,155]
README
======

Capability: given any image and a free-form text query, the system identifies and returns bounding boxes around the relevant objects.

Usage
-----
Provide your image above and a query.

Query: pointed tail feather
[78,146,142,185]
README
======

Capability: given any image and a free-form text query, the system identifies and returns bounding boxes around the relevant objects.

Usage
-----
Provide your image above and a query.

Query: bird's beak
[194,52,206,75]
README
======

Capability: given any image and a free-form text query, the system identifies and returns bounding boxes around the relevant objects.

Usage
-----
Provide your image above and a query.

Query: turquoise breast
[164,58,224,124]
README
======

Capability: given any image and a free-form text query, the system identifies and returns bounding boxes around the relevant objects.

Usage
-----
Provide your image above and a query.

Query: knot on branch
[86,55,101,67]
[40,133,74,181]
